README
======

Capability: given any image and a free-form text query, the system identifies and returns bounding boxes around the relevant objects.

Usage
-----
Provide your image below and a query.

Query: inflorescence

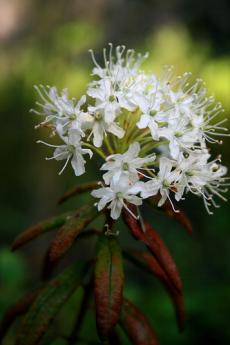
[32,44,229,219]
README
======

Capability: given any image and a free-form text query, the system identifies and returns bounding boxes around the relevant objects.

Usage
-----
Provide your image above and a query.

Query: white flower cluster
[32,44,229,219]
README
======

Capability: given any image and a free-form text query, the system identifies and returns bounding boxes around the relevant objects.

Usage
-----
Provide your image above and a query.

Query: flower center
[186,170,194,176]
[109,95,116,102]
[187,121,194,129]
[116,192,123,199]
[150,110,157,116]
[95,112,102,121]
[175,131,183,138]
[163,179,170,187]
[122,162,129,171]
[68,145,75,154]
[69,114,76,120]
[183,152,189,158]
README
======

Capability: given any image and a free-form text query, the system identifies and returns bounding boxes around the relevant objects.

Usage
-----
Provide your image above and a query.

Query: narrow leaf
[16,262,86,345]
[58,181,99,204]
[122,205,182,294]
[124,249,186,331]
[94,234,124,340]
[12,212,73,251]
[120,299,160,345]
[143,222,182,293]
[43,205,98,276]
[0,291,39,341]
[124,249,169,286]
[148,197,192,234]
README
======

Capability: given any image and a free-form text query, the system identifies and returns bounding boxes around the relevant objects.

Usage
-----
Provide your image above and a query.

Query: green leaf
[94,234,124,341]
[43,205,98,277]
[120,299,160,345]
[16,262,86,345]
[12,212,74,251]
[0,291,39,341]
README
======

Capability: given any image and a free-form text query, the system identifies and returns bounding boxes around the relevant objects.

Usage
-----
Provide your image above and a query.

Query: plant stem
[82,143,106,160]
[104,134,114,155]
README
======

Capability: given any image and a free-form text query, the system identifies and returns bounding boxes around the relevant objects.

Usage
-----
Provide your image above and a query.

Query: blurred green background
[0,0,230,344]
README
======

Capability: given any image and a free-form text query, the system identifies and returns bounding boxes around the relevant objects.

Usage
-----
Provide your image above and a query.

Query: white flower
[159,117,199,159]
[40,129,93,176]
[32,85,88,137]
[91,176,143,220]
[89,44,148,82]
[166,89,195,119]
[141,157,180,210]
[33,46,229,218]
[87,78,120,123]
[101,142,155,184]
[85,108,124,147]
[88,45,149,113]
[175,151,229,213]
[174,150,210,201]
[136,90,163,140]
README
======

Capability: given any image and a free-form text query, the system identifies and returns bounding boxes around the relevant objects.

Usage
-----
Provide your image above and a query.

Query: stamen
[137,171,152,179]
[45,151,68,160]
[123,202,139,220]
[167,192,180,213]
[58,155,71,175]
[88,49,101,69]
[36,140,61,148]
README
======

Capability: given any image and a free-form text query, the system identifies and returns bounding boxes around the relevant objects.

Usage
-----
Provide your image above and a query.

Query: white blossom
[175,151,229,213]
[38,129,92,176]
[101,142,155,184]
[87,78,120,123]
[136,88,163,140]
[85,108,125,147]
[91,176,143,219]
[159,117,200,158]
[33,45,229,219]
[141,157,181,210]
[31,85,88,137]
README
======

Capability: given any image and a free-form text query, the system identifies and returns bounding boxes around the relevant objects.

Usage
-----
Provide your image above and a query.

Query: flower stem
[82,142,106,160]
[104,134,114,154]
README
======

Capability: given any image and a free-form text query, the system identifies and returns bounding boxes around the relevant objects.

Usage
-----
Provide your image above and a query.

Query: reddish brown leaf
[122,205,182,294]
[0,291,39,341]
[43,205,98,277]
[170,290,186,332]
[124,249,171,289]
[12,212,73,251]
[144,222,182,293]
[120,299,160,345]
[94,234,124,340]
[148,196,192,234]
[124,249,186,331]
[16,263,86,345]
[58,181,99,204]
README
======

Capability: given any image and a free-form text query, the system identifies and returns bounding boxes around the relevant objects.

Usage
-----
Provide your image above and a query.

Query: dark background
[0,0,230,344]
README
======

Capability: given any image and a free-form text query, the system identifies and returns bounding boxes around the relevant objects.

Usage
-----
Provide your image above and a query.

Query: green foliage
[16,262,86,345]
